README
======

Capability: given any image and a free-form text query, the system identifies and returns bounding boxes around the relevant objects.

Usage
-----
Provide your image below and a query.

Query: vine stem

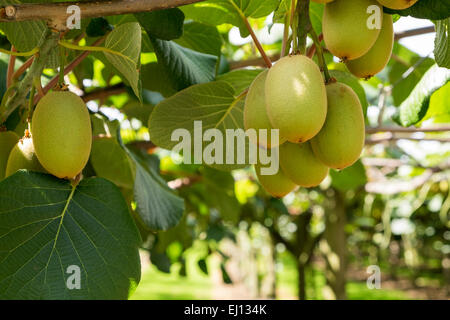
[27,82,36,131]
[6,46,16,88]
[1,0,205,22]
[0,30,59,124]
[59,44,65,86]
[309,28,331,83]
[289,0,297,54]
[0,47,38,56]
[295,0,310,55]
[366,126,450,134]
[281,15,289,57]
[306,33,323,58]
[59,40,136,64]
[11,55,34,82]
[366,135,450,144]
[36,36,106,104]
[228,0,272,68]
[242,16,272,68]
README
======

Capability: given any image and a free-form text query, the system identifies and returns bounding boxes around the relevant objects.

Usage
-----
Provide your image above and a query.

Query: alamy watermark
[66,265,81,290]
[366,265,381,289]
[66,5,81,30]
[170,121,280,175]
[366,5,383,30]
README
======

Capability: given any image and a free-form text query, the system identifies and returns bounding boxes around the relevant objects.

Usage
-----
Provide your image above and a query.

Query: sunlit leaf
[104,22,142,101]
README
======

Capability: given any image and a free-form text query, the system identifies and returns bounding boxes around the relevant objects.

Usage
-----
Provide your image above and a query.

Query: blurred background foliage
[0,0,448,299]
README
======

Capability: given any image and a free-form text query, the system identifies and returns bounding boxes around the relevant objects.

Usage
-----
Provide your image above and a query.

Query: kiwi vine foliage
[0,0,448,300]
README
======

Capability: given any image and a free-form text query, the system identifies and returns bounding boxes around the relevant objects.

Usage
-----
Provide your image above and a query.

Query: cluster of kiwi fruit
[245,0,419,197]
[322,0,405,79]
[0,90,92,181]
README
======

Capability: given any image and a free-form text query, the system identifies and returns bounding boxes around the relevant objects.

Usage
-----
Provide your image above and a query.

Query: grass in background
[132,251,411,300]
[131,265,212,300]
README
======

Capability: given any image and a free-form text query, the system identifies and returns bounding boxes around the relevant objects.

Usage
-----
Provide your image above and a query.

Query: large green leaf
[421,82,450,124]
[217,68,263,94]
[148,81,250,171]
[388,43,435,106]
[434,18,450,68]
[174,21,222,56]
[182,0,278,37]
[0,172,141,299]
[141,21,222,97]
[104,22,142,101]
[0,0,47,51]
[393,64,450,126]
[121,99,154,124]
[0,0,59,68]
[150,38,217,91]
[90,137,136,189]
[117,134,185,231]
[384,0,450,20]
[135,8,185,41]
[309,2,324,35]
[130,152,185,231]
[141,62,177,97]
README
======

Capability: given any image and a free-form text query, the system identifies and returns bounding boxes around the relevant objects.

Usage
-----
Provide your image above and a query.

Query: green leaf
[141,62,177,97]
[393,64,450,126]
[217,68,264,94]
[201,167,240,223]
[106,14,137,26]
[182,0,278,37]
[121,100,154,124]
[0,172,141,299]
[239,0,279,18]
[71,55,94,87]
[118,132,185,231]
[309,2,324,35]
[132,155,185,231]
[154,216,193,251]
[149,248,172,273]
[221,263,232,284]
[434,18,450,68]
[0,0,59,68]
[135,8,185,41]
[174,21,222,56]
[421,82,450,124]
[384,0,450,20]
[388,43,435,106]
[104,22,142,101]
[273,0,290,24]
[0,0,47,51]
[86,18,113,37]
[182,0,240,30]
[0,57,8,98]
[330,160,367,192]
[198,259,208,275]
[329,70,369,116]
[90,137,136,189]
[150,38,217,91]
[148,81,250,171]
